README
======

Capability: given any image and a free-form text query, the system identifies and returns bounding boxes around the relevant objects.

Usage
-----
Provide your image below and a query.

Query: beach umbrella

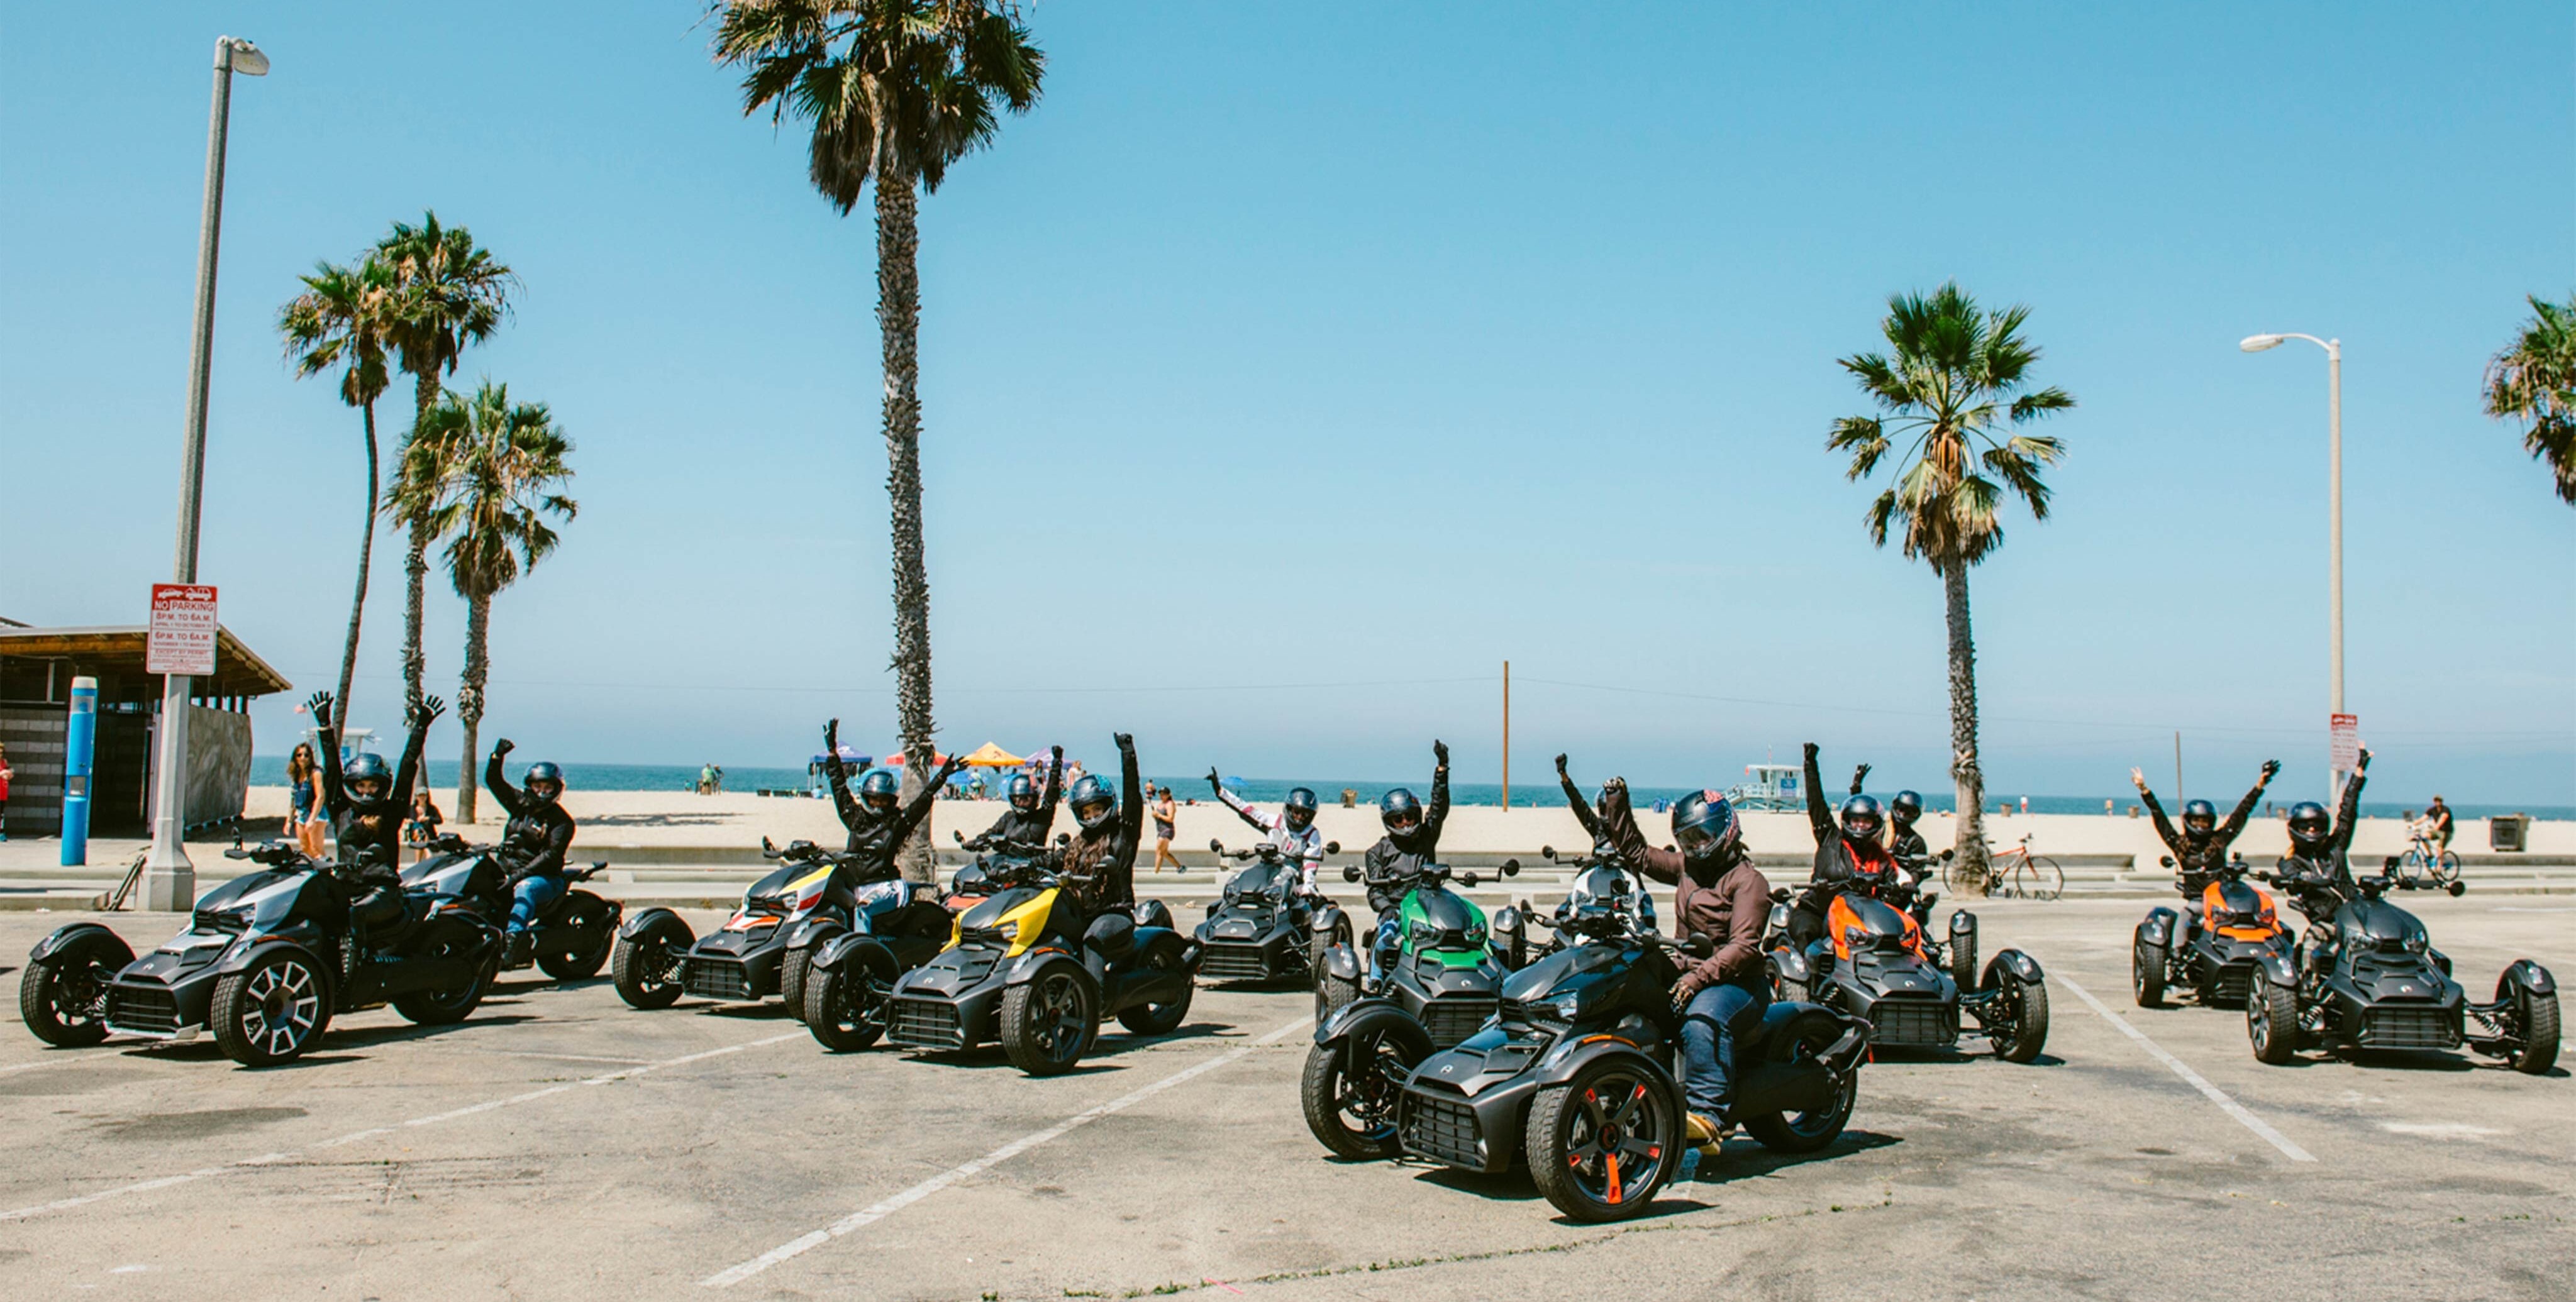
[957,742,1025,768]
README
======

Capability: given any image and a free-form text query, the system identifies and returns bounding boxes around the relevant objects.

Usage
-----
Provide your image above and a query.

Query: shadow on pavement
[1690,1128,1904,1185]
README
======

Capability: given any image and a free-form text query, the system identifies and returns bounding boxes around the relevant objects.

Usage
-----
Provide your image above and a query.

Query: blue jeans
[1680,978,1770,1121]
[508,874,567,935]
[1369,915,1402,982]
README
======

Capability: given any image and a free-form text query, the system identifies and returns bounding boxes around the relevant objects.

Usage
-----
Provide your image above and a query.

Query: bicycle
[1984,834,2065,902]
[2394,820,2462,888]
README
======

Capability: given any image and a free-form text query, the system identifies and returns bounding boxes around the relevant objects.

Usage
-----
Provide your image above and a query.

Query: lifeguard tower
[1728,763,1803,811]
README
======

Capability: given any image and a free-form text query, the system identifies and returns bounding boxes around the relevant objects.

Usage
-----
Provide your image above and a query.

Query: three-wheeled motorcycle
[1310,858,1521,1041]
[19,841,499,1067]
[1768,882,2048,1062]
[1194,838,1341,986]
[798,832,993,1051]
[2133,853,2293,1008]
[1383,884,1872,1222]
[611,838,855,1015]
[402,834,621,981]
[883,851,1199,1075]
[2249,863,2557,1073]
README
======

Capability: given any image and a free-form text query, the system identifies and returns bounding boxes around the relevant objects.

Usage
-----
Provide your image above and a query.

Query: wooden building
[0,622,292,837]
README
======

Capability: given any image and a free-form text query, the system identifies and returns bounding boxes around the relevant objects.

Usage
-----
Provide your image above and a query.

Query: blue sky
[4,2,2571,805]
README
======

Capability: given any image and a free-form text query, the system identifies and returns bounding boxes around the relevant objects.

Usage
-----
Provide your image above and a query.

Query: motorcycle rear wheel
[1741,1017,1860,1154]
[536,901,613,981]
[18,934,122,1047]
[1115,945,1193,1035]
[391,920,493,1025]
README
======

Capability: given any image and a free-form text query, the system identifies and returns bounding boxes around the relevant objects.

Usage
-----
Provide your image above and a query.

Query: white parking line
[0,1030,804,1223]
[701,1015,1315,1289]
[2059,976,2316,1164]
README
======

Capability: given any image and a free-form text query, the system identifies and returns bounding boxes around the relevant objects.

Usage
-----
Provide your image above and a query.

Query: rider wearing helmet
[1361,741,1452,985]
[1208,770,1326,895]
[1060,733,1144,912]
[1584,763,1772,1152]
[2131,758,2280,942]
[1787,742,1899,951]
[971,746,1064,850]
[486,738,580,967]
[1848,764,1932,902]
[308,690,442,951]
[2277,748,2373,905]
[820,719,969,869]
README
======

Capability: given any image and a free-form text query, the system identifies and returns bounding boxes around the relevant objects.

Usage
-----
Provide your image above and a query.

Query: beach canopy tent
[809,744,872,768]
[957,742,1024,768]
[0,621,292,836]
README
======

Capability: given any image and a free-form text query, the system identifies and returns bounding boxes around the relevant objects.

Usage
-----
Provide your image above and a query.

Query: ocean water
[247,756,2571,822]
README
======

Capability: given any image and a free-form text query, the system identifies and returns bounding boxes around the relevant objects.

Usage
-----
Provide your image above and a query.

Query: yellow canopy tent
[957,742,1026,768]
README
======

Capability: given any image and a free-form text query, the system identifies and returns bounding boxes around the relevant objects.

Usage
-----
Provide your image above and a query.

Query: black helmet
[1006,773,1038,811]
[1839,794,1884,845]
[857,768,900,815]
[1068,774,1118,830]
[1670,790,1742,864]
[525,761,564,804]
[2285,801,2331,853]
[1284,786,1319,831]
[2182,798,2218,839]
[345,753,392,803]
[1380,788,1423,836]
[1890,790,1923,824]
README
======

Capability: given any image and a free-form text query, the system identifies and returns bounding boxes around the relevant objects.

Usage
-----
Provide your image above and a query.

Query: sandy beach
[242,783,2572,864]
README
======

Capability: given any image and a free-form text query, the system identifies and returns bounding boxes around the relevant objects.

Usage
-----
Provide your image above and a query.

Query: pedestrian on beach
[697,763,714,795]
[1152,783,1180,873]
[286,741,326,857]
[0,742,12,840]
[404,790,444,861]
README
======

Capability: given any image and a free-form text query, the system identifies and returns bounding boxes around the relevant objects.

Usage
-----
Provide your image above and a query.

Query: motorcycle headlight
[2404,934,2427,953]
[1466,925,1486,946]
[1843,925,1868,949]
[994,920,1020,942]
[1410,920,1440,945]
[1550,993,1585,1020]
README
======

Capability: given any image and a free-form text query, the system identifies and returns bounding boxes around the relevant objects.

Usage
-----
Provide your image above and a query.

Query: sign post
[143,584,218,910]
[2328,712,2360,799]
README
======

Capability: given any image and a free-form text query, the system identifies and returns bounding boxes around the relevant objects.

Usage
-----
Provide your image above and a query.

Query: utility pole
[1500,660,1510,810]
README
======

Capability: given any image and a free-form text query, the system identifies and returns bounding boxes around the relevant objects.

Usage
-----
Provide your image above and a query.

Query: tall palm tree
[713,0,1043,881]
[408,382,577,824]
[1827,282,2074,885]
[278,254,396,733]
[2482,293,2576,505]
[377,213,517,723]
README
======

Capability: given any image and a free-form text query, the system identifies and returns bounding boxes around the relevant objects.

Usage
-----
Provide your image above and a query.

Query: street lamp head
[221,38,269,76]
[2239,334,2285,353]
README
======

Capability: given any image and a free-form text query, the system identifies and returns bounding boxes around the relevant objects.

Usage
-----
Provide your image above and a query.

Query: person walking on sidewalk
[1152,784,1181,873]
[0,742,11,840]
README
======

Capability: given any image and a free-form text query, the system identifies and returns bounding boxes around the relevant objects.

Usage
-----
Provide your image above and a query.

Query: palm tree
[2482,294,2576,505]
[713,0,1043,881]
[408,382,577,824]
[377,213,517,722]
[1827,282,2074,886]
[279,254,396,733]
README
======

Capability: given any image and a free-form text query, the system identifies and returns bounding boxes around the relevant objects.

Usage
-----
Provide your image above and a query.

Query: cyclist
[2131,759,2280,944]
[1787,742,1897,951]
[969,746,1063,851]
[1361,741,1451,986]
[2423,794,2455,855]
[1206,770,1327,895]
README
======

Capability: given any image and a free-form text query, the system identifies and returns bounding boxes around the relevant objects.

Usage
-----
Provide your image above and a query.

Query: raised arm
[2218,760,2279,845]
[1849,763,1871,796]
[394,695,443,808]
[1036,746,1064,827]
[2330,749,2371,856]
[1597,778,1683,886]
[889,754,967,849]
[308,691,348,815]
[2133,771,2182,855]
[1802,742,1833,844]
[1116,736,1144,851]
[1555,754,1604,841]
[1424,741,1451,839]
[485,737,528,817]
[821,719,861,831]
[1211,768,1270,831]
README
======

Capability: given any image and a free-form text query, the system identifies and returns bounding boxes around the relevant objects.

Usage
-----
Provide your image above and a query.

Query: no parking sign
[147,583,218,676]
[2329,712,2359,773]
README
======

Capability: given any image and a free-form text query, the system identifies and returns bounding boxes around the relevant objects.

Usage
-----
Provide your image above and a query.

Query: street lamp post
[2239,331,2347,797]
[142,36,267,912]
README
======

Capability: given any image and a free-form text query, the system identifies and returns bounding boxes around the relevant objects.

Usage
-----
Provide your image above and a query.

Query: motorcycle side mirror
[1680,933,1715,959]
[953,829,965,844]
[1324,841,1340,855]
[1209,839,1225,854]
[2159,855,2175,868]
[1343,864,1362,883]
[762,836,777,852]
[1057,833,1072,847]
[1501,858,1520,873]
[1540,845,1557,861]
[790,839,815,852]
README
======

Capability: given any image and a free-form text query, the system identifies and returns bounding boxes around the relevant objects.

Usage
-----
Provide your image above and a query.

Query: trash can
[2490,814,2530,853]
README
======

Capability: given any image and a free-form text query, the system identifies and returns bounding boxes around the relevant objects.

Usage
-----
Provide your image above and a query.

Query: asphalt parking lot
[1,897,2569,1301]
